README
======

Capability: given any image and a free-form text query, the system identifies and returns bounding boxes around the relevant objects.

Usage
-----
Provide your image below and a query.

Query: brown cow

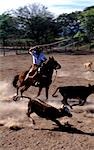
[26,98,72,127]
[84,61,93,71]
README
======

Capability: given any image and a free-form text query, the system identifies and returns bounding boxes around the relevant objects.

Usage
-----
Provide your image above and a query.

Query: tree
[0,13,17,46]
[13,3,61,44]
[79,7,94,43]
[56,11,81,37]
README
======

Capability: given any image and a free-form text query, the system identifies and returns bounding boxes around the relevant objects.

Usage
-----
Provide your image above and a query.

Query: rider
[25,45,47,81]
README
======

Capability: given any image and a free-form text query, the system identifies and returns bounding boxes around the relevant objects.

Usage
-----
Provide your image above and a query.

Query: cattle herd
[13,60,94,128]
[23,83,94,127]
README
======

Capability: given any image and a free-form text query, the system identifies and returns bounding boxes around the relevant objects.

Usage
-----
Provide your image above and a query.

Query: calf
[26,98,72,127]
[84,61,93,71]
[52,84,94,108]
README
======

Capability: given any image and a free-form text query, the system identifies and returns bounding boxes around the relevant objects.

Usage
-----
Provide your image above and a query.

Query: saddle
[29,64,45,86]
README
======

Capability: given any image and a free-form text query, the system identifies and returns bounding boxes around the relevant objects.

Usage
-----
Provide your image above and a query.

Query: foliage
[79,7,94,42]
[90,42,94,49]
[56,11,81,37]
[0,13,18,46]
[12,4,61,44]
[0,3,94,48]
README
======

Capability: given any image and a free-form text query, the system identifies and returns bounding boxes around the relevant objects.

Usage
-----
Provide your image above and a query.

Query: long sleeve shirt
[29,50,47,65]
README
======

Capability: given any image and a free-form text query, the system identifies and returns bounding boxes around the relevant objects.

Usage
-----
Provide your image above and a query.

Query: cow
[26,98,72,127]
[52,84,94,108]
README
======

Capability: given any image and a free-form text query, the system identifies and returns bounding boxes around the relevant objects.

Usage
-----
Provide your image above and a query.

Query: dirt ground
[0,53,94,150]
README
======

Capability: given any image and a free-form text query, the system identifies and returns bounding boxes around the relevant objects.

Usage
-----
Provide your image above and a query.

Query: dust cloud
[0,80,30,128]
[0,79,94,129]
[0,80,15,100]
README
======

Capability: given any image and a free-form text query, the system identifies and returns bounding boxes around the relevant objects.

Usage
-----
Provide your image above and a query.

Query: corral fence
[0,46,29,56]
[0,40,79,56]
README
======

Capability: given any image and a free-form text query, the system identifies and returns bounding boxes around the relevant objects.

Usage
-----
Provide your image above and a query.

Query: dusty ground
[0,53,94,150]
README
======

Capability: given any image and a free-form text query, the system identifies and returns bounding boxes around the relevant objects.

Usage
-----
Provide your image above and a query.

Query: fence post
[15,49,18,55]
[3,47,5,56]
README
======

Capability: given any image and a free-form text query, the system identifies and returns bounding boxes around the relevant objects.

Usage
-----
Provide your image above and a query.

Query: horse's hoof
[13,96,20,101]
[16,96,21,101]
[13,96,18,101]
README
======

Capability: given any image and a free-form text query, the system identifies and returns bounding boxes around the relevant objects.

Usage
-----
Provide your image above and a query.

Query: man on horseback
[13,54,61,100]
[25,45,47,83]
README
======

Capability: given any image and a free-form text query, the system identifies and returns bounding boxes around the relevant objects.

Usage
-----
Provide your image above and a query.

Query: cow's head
[88,84,94,92]
[60,106,72,117]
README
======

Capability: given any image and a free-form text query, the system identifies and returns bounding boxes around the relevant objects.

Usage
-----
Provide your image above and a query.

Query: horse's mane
[39,57,54,73]
[35,58,51,78]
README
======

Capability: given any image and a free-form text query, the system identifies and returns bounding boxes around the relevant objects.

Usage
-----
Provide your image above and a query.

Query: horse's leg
[36,87,42,98]
[13,86,20,101]
[17,87,19,96]
[20,85,31,98]
[45,86,49,100]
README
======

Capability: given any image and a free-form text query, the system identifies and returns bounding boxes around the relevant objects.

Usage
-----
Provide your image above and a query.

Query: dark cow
[52,84,94,108]
[26,98,72,127]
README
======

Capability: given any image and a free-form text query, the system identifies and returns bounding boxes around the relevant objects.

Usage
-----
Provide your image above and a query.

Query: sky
[0,0,94,16]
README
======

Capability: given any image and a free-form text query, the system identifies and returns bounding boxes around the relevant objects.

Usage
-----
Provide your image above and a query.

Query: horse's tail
[13,75,19,88]
[52,87,60,97]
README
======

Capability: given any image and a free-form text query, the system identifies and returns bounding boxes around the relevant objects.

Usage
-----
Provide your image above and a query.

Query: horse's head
[48,56,61,70]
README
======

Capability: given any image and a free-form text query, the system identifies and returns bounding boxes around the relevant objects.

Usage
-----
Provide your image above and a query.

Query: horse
[12,56,61,101]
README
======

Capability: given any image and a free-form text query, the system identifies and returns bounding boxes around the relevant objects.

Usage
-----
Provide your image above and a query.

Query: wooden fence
[0,39,79,56]
[0,46,29,56]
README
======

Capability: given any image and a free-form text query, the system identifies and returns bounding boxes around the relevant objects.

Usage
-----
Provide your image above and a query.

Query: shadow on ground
[35,124,94,136]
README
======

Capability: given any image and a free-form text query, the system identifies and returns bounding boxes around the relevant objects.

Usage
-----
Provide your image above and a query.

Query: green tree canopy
[79,6,94,42]
[12,3,61,44]
[0,13,18,46]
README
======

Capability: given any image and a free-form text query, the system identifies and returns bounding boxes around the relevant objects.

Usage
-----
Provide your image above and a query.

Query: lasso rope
[29,39,65,50]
